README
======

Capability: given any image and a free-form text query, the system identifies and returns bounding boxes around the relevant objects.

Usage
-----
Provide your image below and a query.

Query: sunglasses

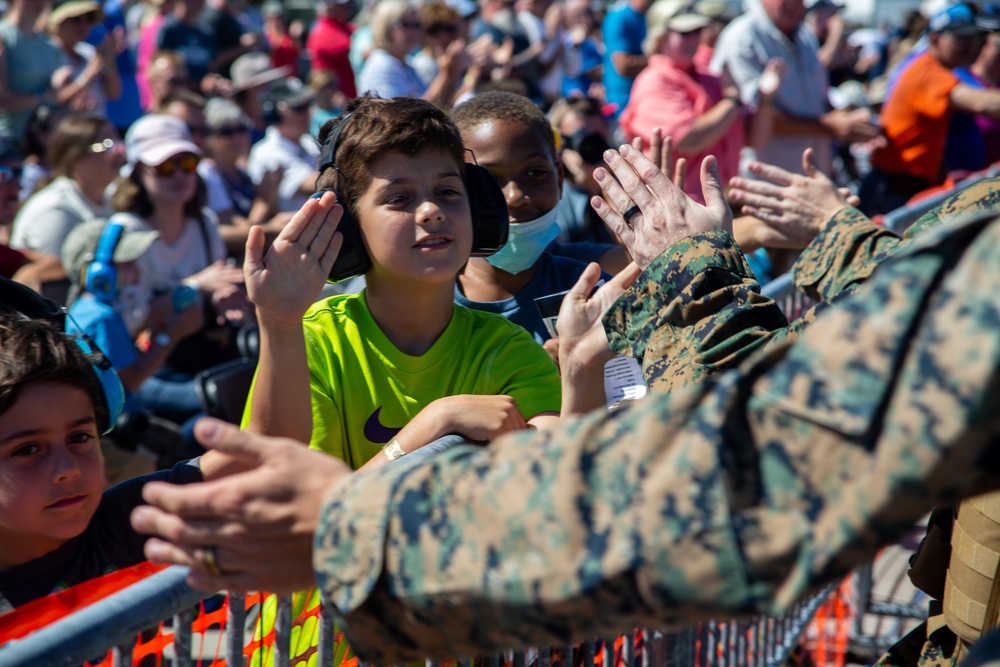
[0,165,22,184]
[90,138,118,154]
[432,23,460,35]
[152,154,199,177]
[64,13,96,24]
[187,124,209,137]
[212,125,249,138]
[396,20,421,29]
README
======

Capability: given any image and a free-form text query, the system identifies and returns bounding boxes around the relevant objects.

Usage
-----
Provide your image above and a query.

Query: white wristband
[383,438,406,462]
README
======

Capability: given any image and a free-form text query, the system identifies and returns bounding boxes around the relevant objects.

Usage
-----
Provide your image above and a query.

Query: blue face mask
[485,205,562,275]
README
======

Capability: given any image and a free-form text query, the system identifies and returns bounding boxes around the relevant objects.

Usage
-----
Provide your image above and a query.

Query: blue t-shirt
[67,294,140,411]
[562,37,603,99]
[455,251,608,343]
[601,4,646,118]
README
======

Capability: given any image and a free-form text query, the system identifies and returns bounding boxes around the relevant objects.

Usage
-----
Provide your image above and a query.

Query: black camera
[562,130,611,166]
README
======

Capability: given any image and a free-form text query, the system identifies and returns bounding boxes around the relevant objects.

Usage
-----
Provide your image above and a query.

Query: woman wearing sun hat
[48,0,121,115]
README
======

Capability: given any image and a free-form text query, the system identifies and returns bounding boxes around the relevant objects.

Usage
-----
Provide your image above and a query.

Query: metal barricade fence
[760,274,816,322]
[880,164,1000,235]
[0,564,836,667]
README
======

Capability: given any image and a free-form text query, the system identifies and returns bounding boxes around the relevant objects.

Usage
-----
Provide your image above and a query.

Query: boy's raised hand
[557,262,642,374]
[556,261,642,414]
[591,146,732,271]
[244,191,343,328]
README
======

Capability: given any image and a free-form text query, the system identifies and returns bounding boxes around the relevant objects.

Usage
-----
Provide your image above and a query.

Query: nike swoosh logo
[364,406,402,444]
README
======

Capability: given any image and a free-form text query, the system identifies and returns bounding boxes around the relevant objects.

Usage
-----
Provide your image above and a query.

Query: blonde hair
[371,0,415,50]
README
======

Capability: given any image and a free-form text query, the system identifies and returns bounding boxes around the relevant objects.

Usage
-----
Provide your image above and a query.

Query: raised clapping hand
[758,58,786,101]
[728,148,854,249]
[245,191,343,328]
[131,418,351,593]
[591,144,733,270]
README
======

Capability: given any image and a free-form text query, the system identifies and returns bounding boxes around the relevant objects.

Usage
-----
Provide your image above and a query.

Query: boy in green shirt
[242,95,561,471]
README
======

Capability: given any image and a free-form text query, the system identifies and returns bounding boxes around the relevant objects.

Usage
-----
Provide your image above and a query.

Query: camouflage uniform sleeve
[314,212,1000,664]
[601,230,788,393]
[901,177,1000,244]
[790,206,902,302]
[792,178,1000,303]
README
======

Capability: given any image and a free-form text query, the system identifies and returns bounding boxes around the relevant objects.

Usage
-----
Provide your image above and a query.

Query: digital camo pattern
[314,209,1000,663]
[602,229,788,393]
[875,618,960,667]
[792,178,1000,303]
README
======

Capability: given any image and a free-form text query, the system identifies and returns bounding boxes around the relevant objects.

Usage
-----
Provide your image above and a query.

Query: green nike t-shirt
[244,291,561,469]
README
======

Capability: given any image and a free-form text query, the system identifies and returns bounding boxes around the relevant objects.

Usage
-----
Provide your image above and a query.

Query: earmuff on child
[316,112,511,283]
[0,276,125,434]
[85,222,125,304]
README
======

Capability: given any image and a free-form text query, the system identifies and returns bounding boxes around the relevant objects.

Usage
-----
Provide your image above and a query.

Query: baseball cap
[448,0,480,18]
[48,0,102,28]
[804,0,843,11]
[261,0,285,16]
[651,0,712,33]
[62,219,160,287]
[977,4,1000,31]
[231,52,291,92]
[122,114,202,177]
[929,3,983,35]
[263,77,315,111]
[695,0,740,20]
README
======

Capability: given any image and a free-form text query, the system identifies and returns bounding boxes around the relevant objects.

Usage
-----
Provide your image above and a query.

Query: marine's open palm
[244,191,344,328]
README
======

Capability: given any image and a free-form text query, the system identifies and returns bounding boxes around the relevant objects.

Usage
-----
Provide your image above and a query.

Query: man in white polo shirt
[710,0,878,175]
[246,78,320,212]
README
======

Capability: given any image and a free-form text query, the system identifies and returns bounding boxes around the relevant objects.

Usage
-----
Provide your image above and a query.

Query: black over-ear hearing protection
[0,277,125,434]
[316,112,510,283]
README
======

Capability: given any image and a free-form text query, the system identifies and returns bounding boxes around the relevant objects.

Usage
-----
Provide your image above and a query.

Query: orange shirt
[870,52,960,182]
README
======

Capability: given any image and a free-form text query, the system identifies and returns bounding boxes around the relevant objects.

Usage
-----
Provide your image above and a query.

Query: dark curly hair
[451,91,557,159]
[0,310,107,431]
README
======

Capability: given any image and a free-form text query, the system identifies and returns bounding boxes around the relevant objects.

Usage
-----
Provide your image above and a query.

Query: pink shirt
[620,54,743,204]
[136,14,165,111]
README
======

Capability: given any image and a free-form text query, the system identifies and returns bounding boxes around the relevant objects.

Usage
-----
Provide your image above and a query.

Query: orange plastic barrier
[0,562,168,645]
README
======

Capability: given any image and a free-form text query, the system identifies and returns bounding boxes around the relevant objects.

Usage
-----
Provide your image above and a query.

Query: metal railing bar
[274,595,292,667]
[173,607,195,667]
[0,565,209,667]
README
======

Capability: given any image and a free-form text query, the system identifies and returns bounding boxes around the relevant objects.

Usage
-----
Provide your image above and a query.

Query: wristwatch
[383,438,407,461]
[154,332,173,348]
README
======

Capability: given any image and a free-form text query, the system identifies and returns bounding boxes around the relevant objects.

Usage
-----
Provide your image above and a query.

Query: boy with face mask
[452,91,616,343]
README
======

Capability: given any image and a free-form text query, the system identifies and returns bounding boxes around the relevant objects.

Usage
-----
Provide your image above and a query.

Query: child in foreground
[0,289,230,612]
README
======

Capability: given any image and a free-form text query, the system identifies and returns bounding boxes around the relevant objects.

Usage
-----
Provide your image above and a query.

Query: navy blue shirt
[455,251,610,343]
[0,460,203,610]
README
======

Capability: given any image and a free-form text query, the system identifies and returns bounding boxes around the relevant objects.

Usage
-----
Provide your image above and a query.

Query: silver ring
[622,204,641,224]
[200,545,224,577]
